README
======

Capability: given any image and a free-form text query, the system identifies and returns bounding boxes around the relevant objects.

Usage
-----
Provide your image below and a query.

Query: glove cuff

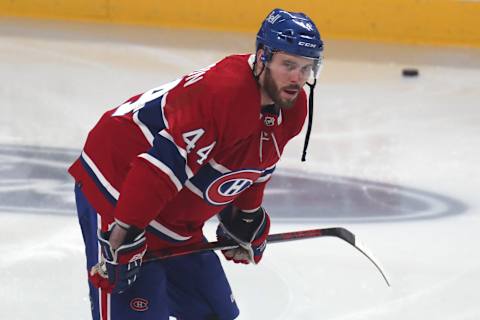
[218,205,267,244]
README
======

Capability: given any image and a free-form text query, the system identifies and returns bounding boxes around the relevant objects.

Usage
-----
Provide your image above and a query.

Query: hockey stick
[144,227,390,286]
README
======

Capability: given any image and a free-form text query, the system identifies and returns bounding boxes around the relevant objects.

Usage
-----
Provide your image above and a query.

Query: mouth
[282,88,299,99]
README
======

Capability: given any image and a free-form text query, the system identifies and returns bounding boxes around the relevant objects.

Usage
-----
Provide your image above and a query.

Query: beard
[263,67,301,109]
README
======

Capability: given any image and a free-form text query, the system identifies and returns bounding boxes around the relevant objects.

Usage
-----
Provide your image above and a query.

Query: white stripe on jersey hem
[158,130,194,178]
[185,180,204,199]
[149,220,192,241]
[209,159,231,173]
[133,111,154,146]
[138,153,183,191]
[82,151,120,200]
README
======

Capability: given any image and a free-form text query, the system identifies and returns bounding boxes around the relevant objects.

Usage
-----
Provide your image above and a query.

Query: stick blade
[325,228,390,287]
[351,238,391,287]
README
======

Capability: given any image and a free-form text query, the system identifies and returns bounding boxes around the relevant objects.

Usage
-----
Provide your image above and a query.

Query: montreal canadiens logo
[264,116,275,126]
[130,298,149,312]
[205,170,262,206]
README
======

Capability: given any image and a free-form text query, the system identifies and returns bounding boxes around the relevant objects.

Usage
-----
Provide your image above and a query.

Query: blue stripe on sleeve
[79,156,118,205]
[261,166,276,177]
[187,163,224,192]
[148,133,188,185]
[137,96,167,137]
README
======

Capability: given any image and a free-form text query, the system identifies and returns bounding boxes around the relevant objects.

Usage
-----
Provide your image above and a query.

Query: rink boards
[1,0,480,47]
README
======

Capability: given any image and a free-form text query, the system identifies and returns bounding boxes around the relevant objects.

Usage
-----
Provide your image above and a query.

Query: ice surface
[1,18,479,320]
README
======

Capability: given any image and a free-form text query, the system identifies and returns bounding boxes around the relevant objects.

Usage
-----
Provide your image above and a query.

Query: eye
[282,61,297,70]
[301,65,313,74]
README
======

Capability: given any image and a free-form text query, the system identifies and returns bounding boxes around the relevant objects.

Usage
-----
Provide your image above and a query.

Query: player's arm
[91,127,217,293]
[91,78,220,293]
[215,167,275,264]
[89,127,209,293]
[232,165,275,213]
[113,125,217,229]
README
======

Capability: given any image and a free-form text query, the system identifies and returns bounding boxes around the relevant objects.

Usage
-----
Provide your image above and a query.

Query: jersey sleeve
[233,165,276,212]
[114,77,220,229]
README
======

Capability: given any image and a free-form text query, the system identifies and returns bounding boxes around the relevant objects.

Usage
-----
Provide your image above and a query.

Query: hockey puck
[402,68,419,77]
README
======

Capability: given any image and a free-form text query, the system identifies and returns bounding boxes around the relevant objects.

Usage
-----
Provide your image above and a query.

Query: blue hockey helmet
[256,9,324,162]
[256,8,324,75]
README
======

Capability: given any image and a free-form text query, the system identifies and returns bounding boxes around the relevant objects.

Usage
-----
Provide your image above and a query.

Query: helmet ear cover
[258,44,273,64]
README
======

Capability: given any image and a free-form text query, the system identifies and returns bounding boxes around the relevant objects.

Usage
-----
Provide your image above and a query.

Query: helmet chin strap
[301,78,317,162]
[252,56,266,81]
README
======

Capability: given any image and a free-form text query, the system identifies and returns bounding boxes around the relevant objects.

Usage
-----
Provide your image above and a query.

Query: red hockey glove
[216,205,270,264]
[89,224,147,294]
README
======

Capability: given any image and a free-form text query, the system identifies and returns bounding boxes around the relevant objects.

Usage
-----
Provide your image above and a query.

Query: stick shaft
[143,227,390,287]
[144,228,330,262]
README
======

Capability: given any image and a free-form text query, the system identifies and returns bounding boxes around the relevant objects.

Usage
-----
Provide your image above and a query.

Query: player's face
[263,52,315,109]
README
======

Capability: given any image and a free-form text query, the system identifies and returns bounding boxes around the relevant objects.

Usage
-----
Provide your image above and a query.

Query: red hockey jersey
[69,54,307,250]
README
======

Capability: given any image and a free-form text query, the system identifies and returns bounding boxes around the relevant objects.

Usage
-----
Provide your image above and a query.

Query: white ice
[1,18,480,320]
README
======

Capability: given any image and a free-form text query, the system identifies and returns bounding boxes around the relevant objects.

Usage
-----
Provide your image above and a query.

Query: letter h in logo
[220,179,251,196]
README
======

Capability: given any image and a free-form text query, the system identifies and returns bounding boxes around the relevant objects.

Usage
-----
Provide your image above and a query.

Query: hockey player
[70,8,323,320]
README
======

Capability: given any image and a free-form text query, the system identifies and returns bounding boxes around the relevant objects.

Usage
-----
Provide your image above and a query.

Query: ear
[256,49,265,65]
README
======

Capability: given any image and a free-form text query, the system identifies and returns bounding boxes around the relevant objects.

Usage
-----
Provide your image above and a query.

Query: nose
[289,69,303,84]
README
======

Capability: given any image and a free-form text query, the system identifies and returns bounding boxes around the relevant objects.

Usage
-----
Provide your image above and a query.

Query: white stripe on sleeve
[138,153,183,191]
[158,130,194,179]
[81,151,120,200]
[149,220,192,241]
[185,180,204,199]
[208,159,231,173]
[133,111,154,146]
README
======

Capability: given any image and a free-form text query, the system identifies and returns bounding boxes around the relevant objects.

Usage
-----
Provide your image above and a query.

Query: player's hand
[216,206,270,264]
[89,223,147,294]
